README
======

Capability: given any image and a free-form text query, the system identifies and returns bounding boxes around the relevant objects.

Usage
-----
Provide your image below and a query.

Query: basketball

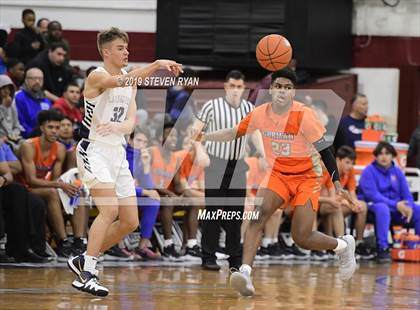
[256,34,292,71]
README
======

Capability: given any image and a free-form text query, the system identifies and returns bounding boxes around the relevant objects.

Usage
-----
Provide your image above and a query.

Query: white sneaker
[229,270,255,297]
[336,235,356,281]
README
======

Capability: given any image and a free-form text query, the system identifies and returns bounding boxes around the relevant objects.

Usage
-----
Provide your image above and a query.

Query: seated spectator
[36,18,49,35]
[43,21,70,53]
[5,9,44,65]
[126,126,161,260]
[358,141,420,263]
[6,58,25,89]
[15,67,51,138]
[149,121,184,260]
[0,141,49,263]
[408,109,420,169]
[335,146,370,259]
[19,110,87,259]
[334,93,369,150]
[175,133,209,259]
[0,75,23,149]
[53,82,82,123]
[244,152,285,260]
[58,116,77,171]
[27,42,72,102]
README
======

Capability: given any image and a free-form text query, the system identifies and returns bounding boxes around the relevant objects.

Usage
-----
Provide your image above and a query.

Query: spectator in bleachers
[334,146,371,259]
[0,142,50,263]
[126,126,161,260]
[165,68,196,125]
[175,132,209,259]
[19,110,86,259]
[36,18,49,35]
[15,67,51,138]
[0,75,23,148]
[6,58,25,89]
[408,110,420,169]
[6,9,44,65]
[334,93,369,150]
[43,21,70,52]
[27,42,72,102]
[358,141,420,263]
[53,82,82,123]
[58,116,77,172]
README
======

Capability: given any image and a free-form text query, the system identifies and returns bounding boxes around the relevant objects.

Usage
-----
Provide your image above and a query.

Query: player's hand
[155,59,183,76]
[60,182,80,197]
[397,200,413,223]
[96,122,119,136]
[143,189,161,201]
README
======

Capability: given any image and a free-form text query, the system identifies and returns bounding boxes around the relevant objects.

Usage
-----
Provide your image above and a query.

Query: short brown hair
[97,27,129,57]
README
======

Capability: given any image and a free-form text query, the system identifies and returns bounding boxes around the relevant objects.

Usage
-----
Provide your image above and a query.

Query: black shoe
[14,249,48,263]
[255,247,270,260]
[184,245,202,260]
[72,271,109,297]
[162,244,183,262]
[34,250,55,262]
[268,243,293,259]
[355,242,375,260]
[72,238,87,256]
[103,245,132,261]
[68,254,85,277]
[288,243,309,260]
[0,250,15,263]
[56,239,73,259]
[376,248,392,263]
[310,250,329,261]
[201,260,221,271]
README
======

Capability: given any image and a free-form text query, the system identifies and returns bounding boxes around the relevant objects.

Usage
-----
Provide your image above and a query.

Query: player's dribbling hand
[155,59,183,76]
[97,122,119,136]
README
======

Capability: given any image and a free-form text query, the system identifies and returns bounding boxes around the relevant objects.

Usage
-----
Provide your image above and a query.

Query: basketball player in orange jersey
[201,68,357,296]
[67,27,182,296]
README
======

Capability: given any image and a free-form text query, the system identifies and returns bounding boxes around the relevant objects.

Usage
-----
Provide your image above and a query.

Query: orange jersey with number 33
[237,101,326,176]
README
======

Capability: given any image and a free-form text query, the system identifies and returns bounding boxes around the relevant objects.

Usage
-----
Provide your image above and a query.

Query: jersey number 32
[110,107,125,122]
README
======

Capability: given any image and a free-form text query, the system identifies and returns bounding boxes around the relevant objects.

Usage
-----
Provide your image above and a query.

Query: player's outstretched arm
[202,125,242,142]
[87,59,183,91]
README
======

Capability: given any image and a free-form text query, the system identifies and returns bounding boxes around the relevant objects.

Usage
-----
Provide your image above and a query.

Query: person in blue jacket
[14,67,51,138]
[358,141,420,263]
[126,125,161,260]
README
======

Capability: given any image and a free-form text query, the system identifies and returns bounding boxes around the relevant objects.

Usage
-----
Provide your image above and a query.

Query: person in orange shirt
[335,146,370,259]
[315,166,345,261]
[201,68,357,296]
[175,132,209,260]
[19,109,86,259]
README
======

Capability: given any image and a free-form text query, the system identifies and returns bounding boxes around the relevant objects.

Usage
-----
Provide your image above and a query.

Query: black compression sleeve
[313,138,340,183]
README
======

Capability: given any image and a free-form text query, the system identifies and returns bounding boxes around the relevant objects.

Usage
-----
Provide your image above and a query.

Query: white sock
[83,255,98,274]
[187,239,197,248]
[273,237,278,244]
[164,239,173,247]
[355,240,363,246]
[333,238,348,253]
[239,264,252,276]
[261,238,272,248]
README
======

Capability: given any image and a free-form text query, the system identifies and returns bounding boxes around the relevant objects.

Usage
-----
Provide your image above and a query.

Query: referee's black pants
[201,155,247,268]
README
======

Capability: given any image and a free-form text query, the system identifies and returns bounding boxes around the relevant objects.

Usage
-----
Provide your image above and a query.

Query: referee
[193,70,262,270]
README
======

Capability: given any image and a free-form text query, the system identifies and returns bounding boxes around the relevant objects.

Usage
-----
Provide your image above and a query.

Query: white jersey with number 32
[82,67,132,145]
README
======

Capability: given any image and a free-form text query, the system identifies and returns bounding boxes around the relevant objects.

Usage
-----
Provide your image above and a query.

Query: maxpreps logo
[198,209,260,221]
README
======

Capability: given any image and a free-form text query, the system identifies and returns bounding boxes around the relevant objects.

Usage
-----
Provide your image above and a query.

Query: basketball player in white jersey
[67,27,182,296]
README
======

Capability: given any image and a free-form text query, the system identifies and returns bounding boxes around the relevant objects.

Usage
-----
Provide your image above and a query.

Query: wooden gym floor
[1,261,419,310]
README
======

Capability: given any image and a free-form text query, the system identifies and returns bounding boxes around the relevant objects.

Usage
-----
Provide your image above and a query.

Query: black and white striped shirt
[197,97,254,160]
